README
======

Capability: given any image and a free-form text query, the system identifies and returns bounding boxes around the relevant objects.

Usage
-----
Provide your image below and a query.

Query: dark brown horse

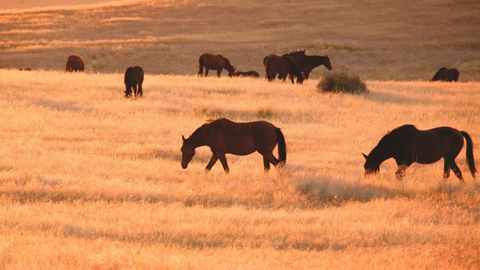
[431,67,459,82]
[363,124,476,182]
[233,71,260,78]
[124,66,144,97]
[198,53,235,77]
[181,118,286,173]
[288,55,332,79]
[264,54,304,84]
[65,55,84,72]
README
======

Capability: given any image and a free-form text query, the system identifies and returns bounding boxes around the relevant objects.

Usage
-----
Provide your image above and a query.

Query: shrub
[317,72,368,94]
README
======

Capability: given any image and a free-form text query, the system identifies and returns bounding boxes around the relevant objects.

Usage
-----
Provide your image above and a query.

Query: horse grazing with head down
[288,54,332,79]
[431,67,459,82]
[198,53,236,77]
[124,66,144,97]
[65,55,84,72]
[263,54,303,84]
[181,118,286,173]
[363,124,476,182]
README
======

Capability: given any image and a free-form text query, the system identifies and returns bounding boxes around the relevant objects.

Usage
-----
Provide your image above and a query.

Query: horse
[181,118,286,173]
[198,53,235,77]
[233,71,260,78]
[431,67,459,82]
[65,55,84,72]
[124,66,144,97]
[288,55,332,79]
[18,67,32,71]
[363,124,476,182]
[264,54,304,84]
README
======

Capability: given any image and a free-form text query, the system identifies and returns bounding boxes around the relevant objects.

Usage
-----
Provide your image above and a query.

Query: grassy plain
[1,0,480,269]
[0,69,479,269]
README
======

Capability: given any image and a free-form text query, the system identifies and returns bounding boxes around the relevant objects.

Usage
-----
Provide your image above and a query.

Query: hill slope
[1,0,480,80]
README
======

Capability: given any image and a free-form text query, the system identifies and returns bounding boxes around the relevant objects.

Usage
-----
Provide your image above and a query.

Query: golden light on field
[1,0,480,269]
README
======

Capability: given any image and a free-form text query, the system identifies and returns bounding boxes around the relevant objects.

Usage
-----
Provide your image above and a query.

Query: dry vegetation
[0,0,480,80]
[1,0,480,269]
[0,69,479,269]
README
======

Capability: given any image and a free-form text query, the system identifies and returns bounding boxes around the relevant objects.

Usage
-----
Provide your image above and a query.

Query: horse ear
[182,135,186,142]
[362,153,368,159]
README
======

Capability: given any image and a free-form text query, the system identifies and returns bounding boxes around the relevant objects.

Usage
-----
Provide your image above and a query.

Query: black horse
[363,124,476,182]
[198,53,235,77]
[431,67,459,82]
[233,71,260,78]
[288,55,332,79]
[124,66,144,97]
[181,118,286,173]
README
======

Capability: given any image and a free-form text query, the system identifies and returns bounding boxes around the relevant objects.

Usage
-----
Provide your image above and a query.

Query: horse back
[200,53,225,69]
[410,127,464,163]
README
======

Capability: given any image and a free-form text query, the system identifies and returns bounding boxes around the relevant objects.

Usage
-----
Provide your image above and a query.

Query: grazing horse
[181,118,286,173]
[198,53,236,77]
[363,124,476,182]
[431,67,459,82]
[233,71,260,78]
[124,66,144,97]
[65,55,84,72]
[264,54,304,84]
[288,55,332,79]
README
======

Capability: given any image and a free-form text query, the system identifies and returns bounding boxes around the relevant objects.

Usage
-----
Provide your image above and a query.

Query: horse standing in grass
[264,54,303,84]
[233,71,260,78]
[288,54,333,79]
[181,118,286,173]
[65,55,84,72]
[124,66,144,97]
[198,53,236,77]
[431,67,459,82]
[363,124,476,182]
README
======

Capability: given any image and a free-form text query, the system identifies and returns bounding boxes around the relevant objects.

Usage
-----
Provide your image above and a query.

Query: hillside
[1,0,480,80]
[0,69,479,268]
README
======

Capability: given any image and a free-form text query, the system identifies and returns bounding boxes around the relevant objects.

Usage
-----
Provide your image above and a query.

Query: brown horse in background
[264,54,303,84]
[124,66,144,97]
[181,118,286,173]
[288,54,332,79]
[431,67,459,82]
[363,124,476,182]
[198,53,236,77]
[65,55,84,72]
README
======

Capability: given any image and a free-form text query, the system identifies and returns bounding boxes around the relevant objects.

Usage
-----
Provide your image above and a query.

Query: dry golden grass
[0,68,479,269]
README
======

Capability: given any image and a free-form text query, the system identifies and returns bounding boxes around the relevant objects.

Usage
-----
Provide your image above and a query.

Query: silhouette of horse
[124,66,144,97]
[198,53,235,77]
[65,55,84,72]
[288,55,332,79]
[264,54,304,84]
[181,118,286,173]
[431,67,459,82]
[18,67,32,71]
[363,124,476,182]
[233,71,260,78]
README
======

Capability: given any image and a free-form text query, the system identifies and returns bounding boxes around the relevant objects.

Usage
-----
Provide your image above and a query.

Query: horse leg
[217,69,222,77]
[205,154,218,172]
[443,158,451,179]
[205,69,209,77]
[125,85,132,97]
[395,165,408,180]
[450,160,465,183]
[217,153,230,173]
[138,83,143,97]
[304,71,311,80]
[263,155,271,172]
[133,84,137,97]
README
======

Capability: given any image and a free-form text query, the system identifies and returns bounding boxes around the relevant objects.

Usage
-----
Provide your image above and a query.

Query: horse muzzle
[181,162,188,169]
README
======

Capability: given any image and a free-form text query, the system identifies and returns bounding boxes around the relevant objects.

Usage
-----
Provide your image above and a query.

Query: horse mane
[378,124,417,144]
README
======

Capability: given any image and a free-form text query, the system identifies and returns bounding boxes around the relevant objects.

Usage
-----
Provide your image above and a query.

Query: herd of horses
[17,52,473,181]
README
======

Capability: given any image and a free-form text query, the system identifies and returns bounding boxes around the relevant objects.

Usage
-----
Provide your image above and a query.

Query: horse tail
[275,128,286,164]
[198,55,204,76]
[461,131,476,178]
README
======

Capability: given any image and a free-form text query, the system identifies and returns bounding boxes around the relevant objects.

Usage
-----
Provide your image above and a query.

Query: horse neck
[305,56,328,70]
[369,141,393,165]
[189,125,209,147]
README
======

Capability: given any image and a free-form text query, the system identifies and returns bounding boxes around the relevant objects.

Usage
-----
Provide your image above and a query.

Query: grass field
[0,69,479,269]
[1,0,480,80]
[1,0,480,269]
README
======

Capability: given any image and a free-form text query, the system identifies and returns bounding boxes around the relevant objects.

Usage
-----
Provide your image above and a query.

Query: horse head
[181,135,196,169]
[363,153,380,175]
[324,56,333,70]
